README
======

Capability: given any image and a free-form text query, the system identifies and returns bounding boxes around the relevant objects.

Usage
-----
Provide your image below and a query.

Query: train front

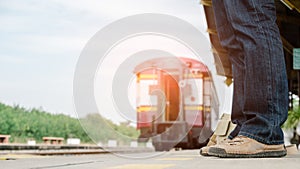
[134,57,219,151]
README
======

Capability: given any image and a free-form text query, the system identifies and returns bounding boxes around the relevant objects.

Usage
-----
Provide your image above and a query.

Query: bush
[0,103,138,144]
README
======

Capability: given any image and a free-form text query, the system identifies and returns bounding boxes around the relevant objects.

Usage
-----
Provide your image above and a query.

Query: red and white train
[134,57,219,151]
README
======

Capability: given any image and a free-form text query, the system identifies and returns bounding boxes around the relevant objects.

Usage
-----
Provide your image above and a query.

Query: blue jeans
[211,0,288,145]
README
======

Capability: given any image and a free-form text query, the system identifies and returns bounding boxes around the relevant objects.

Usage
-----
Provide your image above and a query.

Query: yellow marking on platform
[109,164,174,169]
[0,157,11,160]
[157,157,193,161]
[0,154,46,159]
[174,154,199,157]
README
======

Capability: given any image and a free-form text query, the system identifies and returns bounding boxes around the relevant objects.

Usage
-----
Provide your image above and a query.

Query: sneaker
[200,113,236,156]
[200,146,212,156]
[200,137,231,156]
[208,136,287,158]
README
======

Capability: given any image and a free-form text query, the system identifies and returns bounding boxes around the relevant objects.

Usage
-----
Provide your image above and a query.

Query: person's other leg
[222,0,288,145]
[211,0,246,139]
[200,1,245,156]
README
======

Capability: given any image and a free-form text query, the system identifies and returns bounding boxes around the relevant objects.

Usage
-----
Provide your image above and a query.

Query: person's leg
[221,0,288,145]
[211,0,246,139]
[207,0,288,158]
[200,2,245,156]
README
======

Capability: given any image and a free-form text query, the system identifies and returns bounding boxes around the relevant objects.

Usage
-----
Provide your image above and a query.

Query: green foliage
[0,103,139,144]
[283,100,300,129]
[81,113,139,145]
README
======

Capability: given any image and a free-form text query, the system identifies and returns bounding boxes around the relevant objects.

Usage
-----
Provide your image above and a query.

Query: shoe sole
[199,149,211,156]
[209,147,287,158]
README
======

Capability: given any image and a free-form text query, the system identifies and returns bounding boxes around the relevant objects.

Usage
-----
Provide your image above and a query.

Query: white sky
[0,0,232,122]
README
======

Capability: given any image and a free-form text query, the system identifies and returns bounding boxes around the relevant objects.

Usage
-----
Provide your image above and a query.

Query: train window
[184,79,203,105]
[136,79,158,107]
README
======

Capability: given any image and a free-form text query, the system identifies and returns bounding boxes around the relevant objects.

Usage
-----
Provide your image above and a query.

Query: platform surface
[1,149,299,169]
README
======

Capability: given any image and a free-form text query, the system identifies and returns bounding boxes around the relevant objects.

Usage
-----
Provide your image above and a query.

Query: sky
[0,0,232,123]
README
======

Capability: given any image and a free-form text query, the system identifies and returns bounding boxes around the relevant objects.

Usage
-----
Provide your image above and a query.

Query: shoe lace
[226,136,246,145]
[219,138,230,143]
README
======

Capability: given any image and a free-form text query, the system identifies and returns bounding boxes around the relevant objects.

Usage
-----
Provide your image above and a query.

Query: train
[133,57,219,151]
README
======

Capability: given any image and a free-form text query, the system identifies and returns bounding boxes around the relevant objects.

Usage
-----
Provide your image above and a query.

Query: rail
[0,144,154,156]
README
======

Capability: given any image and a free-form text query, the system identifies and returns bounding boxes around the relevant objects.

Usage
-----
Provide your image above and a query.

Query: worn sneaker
[200,146,212,156]
[200,137,233,156]
[208,136,287,158]
[200,113,236,156]
[200,135,217,156]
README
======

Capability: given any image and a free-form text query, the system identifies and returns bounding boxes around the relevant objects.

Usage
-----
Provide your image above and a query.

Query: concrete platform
[0,149,299,169]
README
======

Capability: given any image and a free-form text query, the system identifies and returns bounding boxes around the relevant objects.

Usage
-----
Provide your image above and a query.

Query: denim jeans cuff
[238,131,284,145]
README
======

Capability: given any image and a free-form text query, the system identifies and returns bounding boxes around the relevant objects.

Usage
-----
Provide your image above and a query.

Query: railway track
[0,144,154,156]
